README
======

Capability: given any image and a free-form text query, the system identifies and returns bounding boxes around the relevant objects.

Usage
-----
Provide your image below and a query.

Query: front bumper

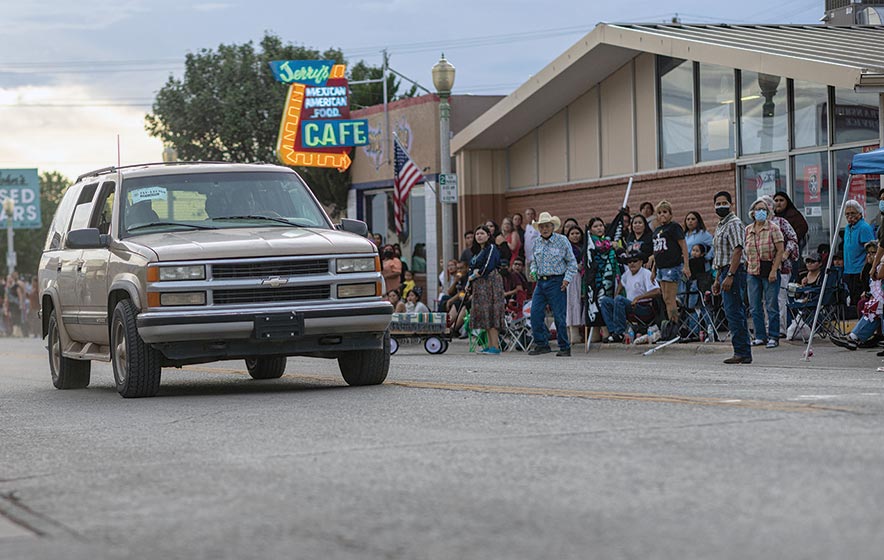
[136,300,393,344]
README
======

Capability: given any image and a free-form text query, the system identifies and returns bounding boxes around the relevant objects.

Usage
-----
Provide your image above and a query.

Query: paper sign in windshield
[131,187,168,204]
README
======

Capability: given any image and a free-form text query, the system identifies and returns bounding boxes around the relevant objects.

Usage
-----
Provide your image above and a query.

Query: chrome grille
[213,285,331,305]
[211,259,329,279]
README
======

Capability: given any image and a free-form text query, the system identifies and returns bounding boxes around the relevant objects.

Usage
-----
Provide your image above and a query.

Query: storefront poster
[755,169,778,198]
[848,173,866,207]
[804,165,820,203]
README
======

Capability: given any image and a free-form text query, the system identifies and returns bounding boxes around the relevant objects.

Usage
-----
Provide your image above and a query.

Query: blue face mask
[754,209,768,223]
[878,200,884,214]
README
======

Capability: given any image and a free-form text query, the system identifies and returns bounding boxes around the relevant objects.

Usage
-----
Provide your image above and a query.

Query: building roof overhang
[453,23,884,152]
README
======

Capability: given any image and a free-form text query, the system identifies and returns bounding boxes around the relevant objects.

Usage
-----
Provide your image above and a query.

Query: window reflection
[834,89,880,145]
[793,80,828,149]
[699,63,735,162]
[793,152,830,253]
[740,160,787,221]
[740,71,788,155]
[658,56,694,168]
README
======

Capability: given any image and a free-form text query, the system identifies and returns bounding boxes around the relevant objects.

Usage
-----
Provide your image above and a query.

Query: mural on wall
[270,60,369,171]
[364,125,385,170]
[360,116,415,172]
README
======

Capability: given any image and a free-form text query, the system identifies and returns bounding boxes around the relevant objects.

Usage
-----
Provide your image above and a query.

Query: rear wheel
[111,299,162,398]
[47,310,91,389]
[338,332,390,386]
[245,357,287,379]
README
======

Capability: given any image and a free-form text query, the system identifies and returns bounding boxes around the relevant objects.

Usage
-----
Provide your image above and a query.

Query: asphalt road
[1,335,883,560]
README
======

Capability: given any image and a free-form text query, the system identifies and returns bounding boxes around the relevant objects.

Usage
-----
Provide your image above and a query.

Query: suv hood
[130,227,376,261]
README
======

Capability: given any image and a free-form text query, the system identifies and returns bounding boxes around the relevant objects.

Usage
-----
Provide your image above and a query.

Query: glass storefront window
[834,146,882,228]
[834,88,880,145]
[740,70,788,155]
[793,152,831,254]
[658,56,694,168]
[792,80,828,149]
[698,63,735,162]
[739,160,788,222]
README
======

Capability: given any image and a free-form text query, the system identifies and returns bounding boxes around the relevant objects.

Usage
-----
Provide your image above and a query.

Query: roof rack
[75,161,243,183]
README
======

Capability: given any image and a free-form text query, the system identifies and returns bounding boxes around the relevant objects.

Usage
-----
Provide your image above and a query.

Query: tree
[0,171,70,277]
[145,33,414,219]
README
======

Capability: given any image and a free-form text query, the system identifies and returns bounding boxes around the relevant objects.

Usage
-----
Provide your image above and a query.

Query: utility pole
[3,197,15,275]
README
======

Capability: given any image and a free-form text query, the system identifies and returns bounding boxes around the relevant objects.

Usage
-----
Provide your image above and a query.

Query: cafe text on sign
[271,61,368,171]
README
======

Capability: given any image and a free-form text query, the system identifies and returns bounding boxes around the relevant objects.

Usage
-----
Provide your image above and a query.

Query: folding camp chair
[500,300,533,352]
[787,268,848,341]
[677,286,717,341]
[626,295,666,335]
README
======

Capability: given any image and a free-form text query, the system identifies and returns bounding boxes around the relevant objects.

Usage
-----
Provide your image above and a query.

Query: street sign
[0,169,41,229]
[439,173,458,203]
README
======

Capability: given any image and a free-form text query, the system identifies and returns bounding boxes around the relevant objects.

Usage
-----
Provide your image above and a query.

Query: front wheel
[245,357,287,379]
[111,299,162,398]
[338,332,390,386]
[47,310,91,389]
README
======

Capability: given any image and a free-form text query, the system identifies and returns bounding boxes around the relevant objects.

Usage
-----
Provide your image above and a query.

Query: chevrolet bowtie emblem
[262,277,288,288]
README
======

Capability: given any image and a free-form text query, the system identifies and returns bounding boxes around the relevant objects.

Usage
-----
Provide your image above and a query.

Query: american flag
[393,137,422,234]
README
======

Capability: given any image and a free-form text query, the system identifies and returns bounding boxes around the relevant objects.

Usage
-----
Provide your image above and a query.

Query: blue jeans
[852,316,881,341]
[722,265,751,358]
[599,295,630,335]
[530,276,569,350]
[747,271,780,341]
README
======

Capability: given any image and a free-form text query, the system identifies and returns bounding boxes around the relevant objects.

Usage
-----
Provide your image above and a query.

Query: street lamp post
[432,54,456,270]
[3,197,15,275]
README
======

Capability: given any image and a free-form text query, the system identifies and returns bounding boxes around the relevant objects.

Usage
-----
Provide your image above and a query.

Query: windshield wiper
[128,221,218,232]
[209,215,300,226]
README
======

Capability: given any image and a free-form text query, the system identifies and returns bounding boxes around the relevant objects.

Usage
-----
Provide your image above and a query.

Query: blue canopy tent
[805,146,884,359]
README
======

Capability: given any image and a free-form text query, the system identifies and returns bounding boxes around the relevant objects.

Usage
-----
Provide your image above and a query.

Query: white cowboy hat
[532,211,561,230]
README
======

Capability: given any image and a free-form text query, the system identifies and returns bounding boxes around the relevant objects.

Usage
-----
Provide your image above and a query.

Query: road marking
[183,365,850,413]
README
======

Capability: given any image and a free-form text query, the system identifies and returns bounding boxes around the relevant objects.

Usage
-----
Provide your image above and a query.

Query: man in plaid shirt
[711,191,752,364]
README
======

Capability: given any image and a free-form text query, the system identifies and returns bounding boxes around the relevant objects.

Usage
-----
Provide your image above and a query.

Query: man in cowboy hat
[528,211,578,356]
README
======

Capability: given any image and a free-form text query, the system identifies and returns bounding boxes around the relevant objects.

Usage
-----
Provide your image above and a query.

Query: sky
[0,0,825,181]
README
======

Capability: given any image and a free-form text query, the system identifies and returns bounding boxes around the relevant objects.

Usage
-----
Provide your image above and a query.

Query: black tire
[439,340,450,354]
[47,310,91,389]
[111,299,162,398]
[245,357,287,379]
[338,331,390,386]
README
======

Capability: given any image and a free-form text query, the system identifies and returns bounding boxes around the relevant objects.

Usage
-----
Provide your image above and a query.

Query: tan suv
[38,162,392,398]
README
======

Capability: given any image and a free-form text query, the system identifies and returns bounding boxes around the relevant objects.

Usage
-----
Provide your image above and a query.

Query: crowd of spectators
[367,186,884,365]
[1,272,39,338]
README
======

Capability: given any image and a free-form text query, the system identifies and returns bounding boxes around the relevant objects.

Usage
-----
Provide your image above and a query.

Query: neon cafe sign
[270,60,369,172]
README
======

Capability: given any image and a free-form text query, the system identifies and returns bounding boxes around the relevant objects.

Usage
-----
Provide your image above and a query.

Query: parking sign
[439,173,458,203]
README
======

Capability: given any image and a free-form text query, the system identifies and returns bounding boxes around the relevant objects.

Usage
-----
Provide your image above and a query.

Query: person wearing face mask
[869,190,884,285]
[745,198,785,349]
[711,191,752,364]
[840,200,875,314]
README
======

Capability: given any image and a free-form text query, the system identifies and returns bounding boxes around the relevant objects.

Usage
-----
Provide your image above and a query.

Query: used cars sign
[0,169,41,229]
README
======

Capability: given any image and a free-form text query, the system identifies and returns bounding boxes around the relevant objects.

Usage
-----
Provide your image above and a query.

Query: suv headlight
[336,257,377,273]
[149,265,206,281]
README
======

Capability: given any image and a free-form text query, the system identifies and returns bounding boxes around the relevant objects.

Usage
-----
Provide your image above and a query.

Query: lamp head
[432,54,456,94]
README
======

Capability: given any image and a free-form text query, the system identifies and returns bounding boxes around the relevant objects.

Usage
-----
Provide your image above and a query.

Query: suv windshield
[120,171,331,236]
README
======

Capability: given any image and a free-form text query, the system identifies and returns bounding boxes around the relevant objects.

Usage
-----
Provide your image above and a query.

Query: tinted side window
[44,184,83,251]
[90,181,116,234]
[67,183,99,236]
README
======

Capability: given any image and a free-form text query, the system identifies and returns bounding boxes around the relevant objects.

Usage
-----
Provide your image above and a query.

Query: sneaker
[723,355,752,364]
[605,333,624,343]
[830,335,858,351]
[556,348,571,357]
[877,349,884,357]
[480,347,501,355]
[750,339,766,346]
[765,339,779,349]
[528,346,551,356]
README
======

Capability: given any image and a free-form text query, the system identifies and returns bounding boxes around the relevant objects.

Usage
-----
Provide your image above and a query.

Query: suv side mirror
[337,219,368,237]
[66,228,110,249]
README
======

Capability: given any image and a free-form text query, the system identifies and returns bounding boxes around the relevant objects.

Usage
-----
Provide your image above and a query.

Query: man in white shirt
[523,207,540,268]
[598,252,661,342]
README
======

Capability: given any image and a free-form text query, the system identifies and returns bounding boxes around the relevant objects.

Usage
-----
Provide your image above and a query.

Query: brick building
[453,23,884,254]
